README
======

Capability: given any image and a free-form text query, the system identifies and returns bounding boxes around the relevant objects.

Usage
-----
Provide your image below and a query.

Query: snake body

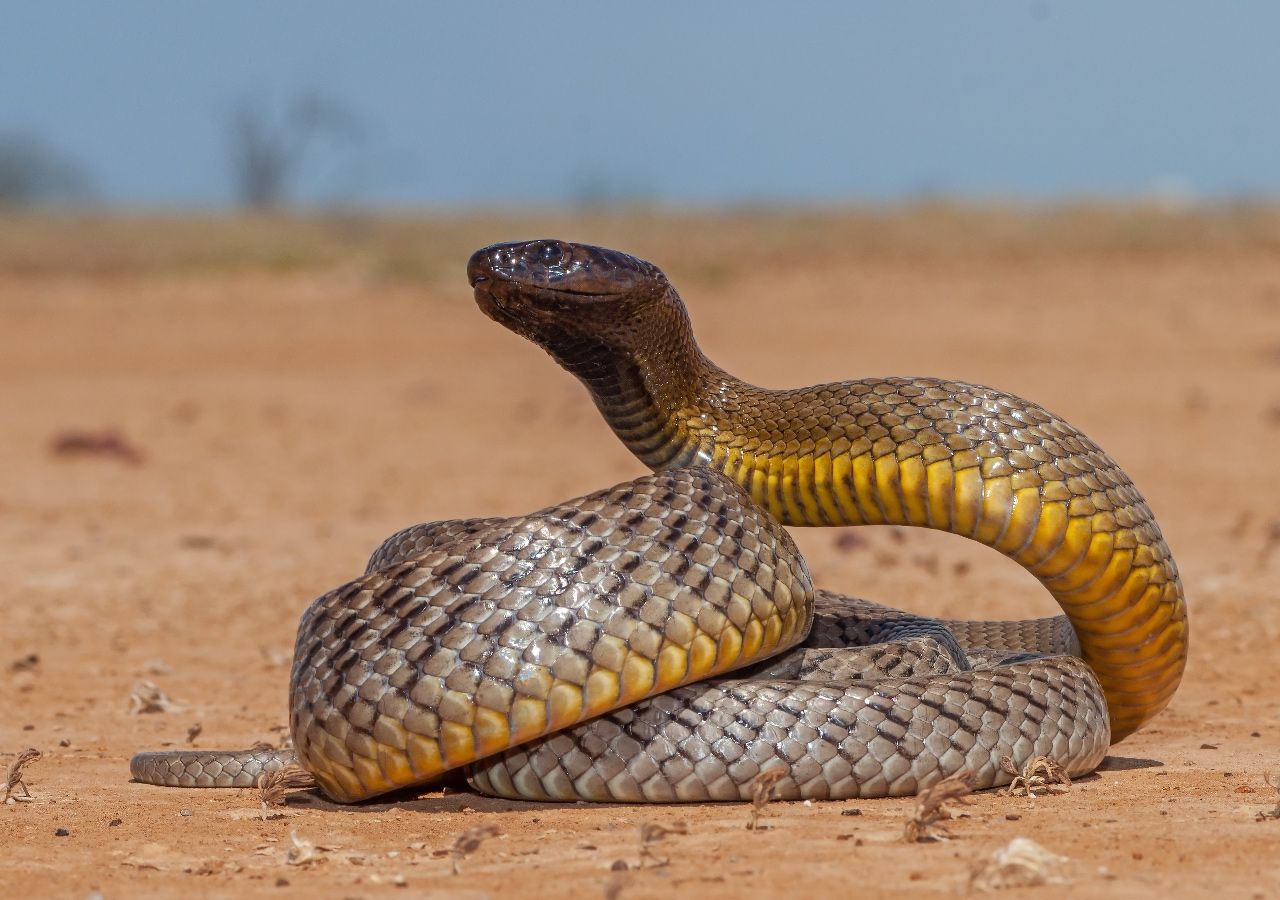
[130,240,1185,803]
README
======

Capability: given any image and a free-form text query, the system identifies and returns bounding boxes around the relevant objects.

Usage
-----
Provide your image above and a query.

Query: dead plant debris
[1257,773,1280,821]
[1261,521,1280,564]
[904,771,973,842]
[638,821,688,868]
[285,830,334,866]
[185,722,202,744]
[258,764,317,820]
[969,837,1070,891]
[4,749,41,802]
[748,769,786,830]
[450,824,500,875]
[10,653,39,672]
[127,681,180,714]
[49,429,145,465]
[1000,756,1071,798]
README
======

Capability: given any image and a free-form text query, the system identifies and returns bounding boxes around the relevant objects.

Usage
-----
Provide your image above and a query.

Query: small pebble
[1005,813,1021,821]
[840,808,862,817]
[180,809,192,817]
[54,828,70,837]
[108,818,122,827]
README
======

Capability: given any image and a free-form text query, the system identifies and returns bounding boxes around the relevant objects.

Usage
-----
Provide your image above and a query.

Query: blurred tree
[0,134,93,207]
[227,89,363,209]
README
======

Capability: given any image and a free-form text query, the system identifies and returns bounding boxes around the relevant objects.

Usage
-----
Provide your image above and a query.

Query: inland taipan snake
[132,240,1187,803]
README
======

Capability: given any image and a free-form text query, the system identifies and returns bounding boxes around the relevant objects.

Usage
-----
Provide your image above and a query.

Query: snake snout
[468,240,570,286]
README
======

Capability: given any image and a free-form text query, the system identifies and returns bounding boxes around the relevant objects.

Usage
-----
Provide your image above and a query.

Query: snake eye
[536,242,563,266]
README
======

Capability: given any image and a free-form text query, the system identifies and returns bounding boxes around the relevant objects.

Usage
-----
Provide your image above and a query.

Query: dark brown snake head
[467,240,690,365]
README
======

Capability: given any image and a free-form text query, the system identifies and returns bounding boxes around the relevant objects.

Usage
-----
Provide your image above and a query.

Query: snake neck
[546,300,1186,743]
[540,296,737,470]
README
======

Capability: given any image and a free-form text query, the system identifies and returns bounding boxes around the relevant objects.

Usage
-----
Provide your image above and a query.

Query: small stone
[275,878,289,887]
[840,808,862,816]
[54,828,70,837]
[610,860,629,871]
[1005,813,1021,821]
[180,809,192,817]
[108,819,122,827]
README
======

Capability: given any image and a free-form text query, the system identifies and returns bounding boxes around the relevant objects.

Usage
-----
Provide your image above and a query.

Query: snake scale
[131,240,1186,803]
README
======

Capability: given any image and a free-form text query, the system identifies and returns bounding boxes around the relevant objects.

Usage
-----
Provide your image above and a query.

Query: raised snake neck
[468,239,1188,741]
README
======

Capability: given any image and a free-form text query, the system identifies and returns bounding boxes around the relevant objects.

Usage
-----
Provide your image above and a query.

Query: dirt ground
[2,209,1279,898]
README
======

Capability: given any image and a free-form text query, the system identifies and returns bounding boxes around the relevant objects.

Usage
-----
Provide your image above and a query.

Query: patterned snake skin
[131,240,1183,803]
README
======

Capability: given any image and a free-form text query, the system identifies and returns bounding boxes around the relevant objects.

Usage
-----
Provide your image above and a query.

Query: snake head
[468,240,672,343]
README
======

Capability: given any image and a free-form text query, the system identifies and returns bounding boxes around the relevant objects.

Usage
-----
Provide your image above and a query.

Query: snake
[130,239,1187,803]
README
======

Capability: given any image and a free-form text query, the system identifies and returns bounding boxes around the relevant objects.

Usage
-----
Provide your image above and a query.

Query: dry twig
[969,837,1070,891]
[637,821,688,868]
[4,749,41,802]
[1257,773,1280,821]
[128,681,180,714]
[904,771,973,842]
[450,824,500,875]
[1000,755,1071,798]
[258,764,317,820]
[748,769,786,830]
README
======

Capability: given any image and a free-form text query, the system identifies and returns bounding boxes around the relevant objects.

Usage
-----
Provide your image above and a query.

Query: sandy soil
[2,211,1278,898]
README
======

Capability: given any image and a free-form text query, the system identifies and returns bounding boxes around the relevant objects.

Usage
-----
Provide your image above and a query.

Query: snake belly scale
[130,239,1184,803]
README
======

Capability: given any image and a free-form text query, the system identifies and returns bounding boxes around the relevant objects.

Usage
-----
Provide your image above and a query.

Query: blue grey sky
[4,2,1277,207]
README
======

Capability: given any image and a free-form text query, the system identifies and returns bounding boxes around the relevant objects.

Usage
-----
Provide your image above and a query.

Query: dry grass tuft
[748,769,786,830]
[1256,773,1280,821]
[969,837,1070,891]
[258,765,317,820]
[637,821,688,868]
[4,748,41,802]
[1000,756,1071,798]
[451,824,500,875]
[128,681,180,714]
[904,771,973,842]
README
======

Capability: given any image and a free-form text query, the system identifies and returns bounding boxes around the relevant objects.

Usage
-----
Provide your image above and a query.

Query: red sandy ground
[1,211,1278,898]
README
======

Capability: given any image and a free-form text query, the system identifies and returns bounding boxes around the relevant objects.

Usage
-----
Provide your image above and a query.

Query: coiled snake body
[131,240,1186,803]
